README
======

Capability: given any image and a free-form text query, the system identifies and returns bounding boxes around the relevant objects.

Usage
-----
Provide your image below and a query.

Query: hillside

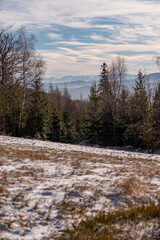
[0,136,160,239]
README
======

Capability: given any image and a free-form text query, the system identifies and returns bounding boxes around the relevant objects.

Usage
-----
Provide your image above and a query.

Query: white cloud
[38,38,159,77]
[47,33,63,40]
[0,0,160,29]
[90,35,107,41]
[0,0,160,76]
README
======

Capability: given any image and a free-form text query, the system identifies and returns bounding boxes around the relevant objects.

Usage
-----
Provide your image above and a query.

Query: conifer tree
[125,69,150,148]
[49,110,62,142]
[26,59,51,139]
[98,63,114,145]
[152,83,160,149]
[85,82,102,143]
[116,87,130,145]
[61,87,74,142]
[0,81,22,135]
[99,62,110,94]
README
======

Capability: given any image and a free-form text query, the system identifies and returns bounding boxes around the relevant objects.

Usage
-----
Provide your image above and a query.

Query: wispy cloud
[0,0,160,77]
[90,35,107,41]
[47,33,63,40]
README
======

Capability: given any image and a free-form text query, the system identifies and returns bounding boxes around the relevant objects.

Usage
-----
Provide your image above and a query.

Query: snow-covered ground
[0,136,160,239]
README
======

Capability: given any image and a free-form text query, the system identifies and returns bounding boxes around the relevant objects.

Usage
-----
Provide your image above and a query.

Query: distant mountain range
[42,73,160,99]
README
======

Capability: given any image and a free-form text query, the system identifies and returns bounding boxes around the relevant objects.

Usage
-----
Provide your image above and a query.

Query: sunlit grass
[62,202,160,240]
[0,140,160,239]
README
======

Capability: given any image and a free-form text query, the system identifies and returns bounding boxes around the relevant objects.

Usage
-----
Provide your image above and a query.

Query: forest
[0,27,160,152]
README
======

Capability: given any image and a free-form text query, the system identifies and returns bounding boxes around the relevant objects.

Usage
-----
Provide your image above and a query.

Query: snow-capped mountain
[42,73,160,99]
[42,75,100,99]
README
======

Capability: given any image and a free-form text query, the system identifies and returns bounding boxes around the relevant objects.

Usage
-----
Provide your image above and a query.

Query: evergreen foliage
[85,82,102,143]
[0,26,160,152]
[152,83,160,149]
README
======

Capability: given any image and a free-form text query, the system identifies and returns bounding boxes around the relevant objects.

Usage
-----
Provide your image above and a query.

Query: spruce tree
[85,82,102,144]
[152,83,160,149]
[125,69,150,148]
[99,63,110,94]
[99,63,114,145]
[116,87,130,146]
[49,110,62,142]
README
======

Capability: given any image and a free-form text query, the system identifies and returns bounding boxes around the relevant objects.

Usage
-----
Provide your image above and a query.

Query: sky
[0,0,160,78]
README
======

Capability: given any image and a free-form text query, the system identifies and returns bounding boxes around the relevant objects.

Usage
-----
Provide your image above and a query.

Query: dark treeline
[0,27,160,152]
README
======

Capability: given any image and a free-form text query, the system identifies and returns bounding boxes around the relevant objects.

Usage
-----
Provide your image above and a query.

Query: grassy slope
[0,137,160,239]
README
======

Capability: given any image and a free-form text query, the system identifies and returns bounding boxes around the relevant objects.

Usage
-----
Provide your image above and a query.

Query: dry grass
[62,201,160,240]
[0,139,160,240]
[0,144,51,161]
[59,199,87,218]
[0,146,10,155]
[118,176,146,197]
[134,162,160,178]
[0,185,10,197]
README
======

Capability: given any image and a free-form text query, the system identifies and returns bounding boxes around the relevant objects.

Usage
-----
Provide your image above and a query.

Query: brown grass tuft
[118,176,146,198]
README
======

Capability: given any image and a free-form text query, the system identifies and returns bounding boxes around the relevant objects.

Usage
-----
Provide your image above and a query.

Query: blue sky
[0,0,160,77]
